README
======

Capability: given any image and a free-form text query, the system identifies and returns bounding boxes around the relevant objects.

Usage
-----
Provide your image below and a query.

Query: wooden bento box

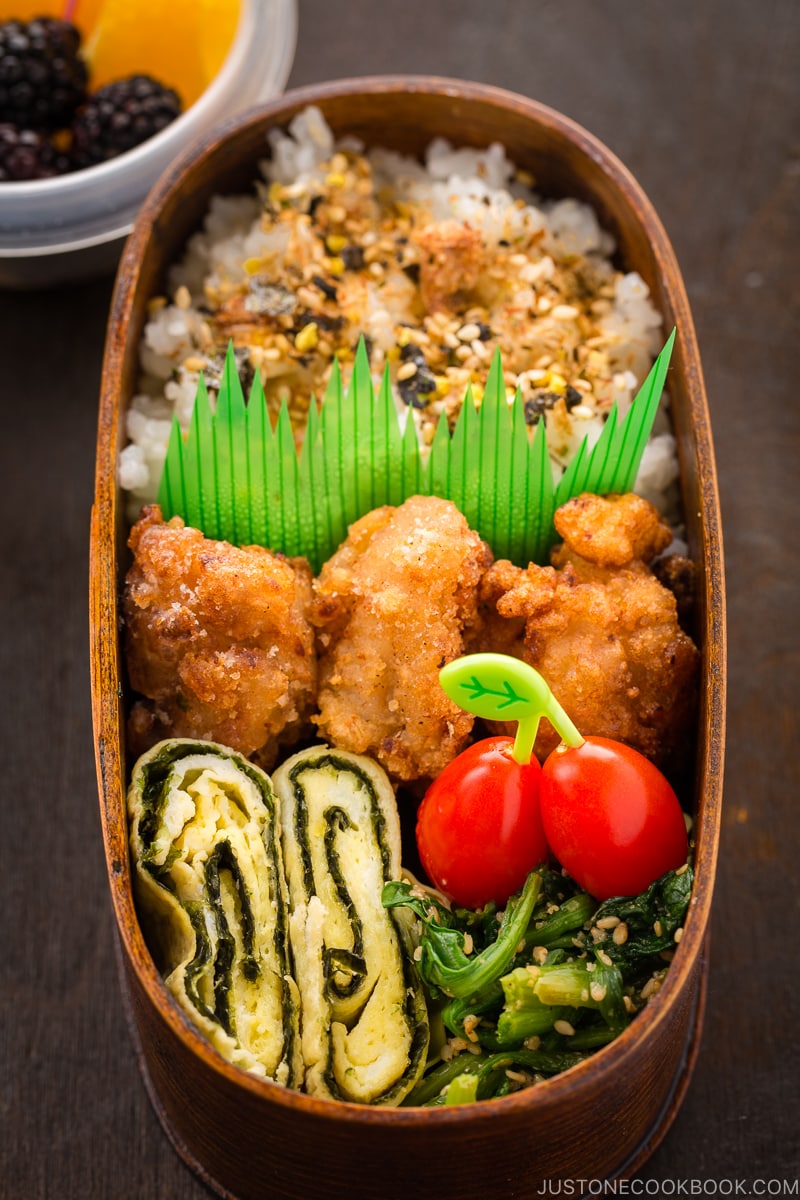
[90,77,726,1200]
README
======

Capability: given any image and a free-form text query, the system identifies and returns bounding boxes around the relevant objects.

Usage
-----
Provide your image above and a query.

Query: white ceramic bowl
[0,0,297,289]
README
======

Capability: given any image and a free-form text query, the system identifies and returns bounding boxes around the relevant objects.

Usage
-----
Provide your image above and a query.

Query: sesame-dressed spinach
[383,863,693,1106]
[588,865,693,976]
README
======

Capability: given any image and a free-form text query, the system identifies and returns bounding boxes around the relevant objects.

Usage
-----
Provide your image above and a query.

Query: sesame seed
[554,1019,575,1037]
[653,920,664,937]
[462,932,474,955]
[524,1035,541,1050]
[182,356,207,373]
[590,982,607,1003]
[456,322,481,342]
[612,922,629,945]
[674,927,684,943]
[174,285,191,310]
[551,304,580,320]
[463,1014,481,1042]
[397,361,418,381]
[596,949,613,967]
[676,863,689,875]
[596,915,620,930]
[296,285,319,308]
[505,1069,530,1084]
[641,977,662,1001]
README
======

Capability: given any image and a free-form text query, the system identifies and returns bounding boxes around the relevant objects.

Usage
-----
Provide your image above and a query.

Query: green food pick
[438,653,584,765]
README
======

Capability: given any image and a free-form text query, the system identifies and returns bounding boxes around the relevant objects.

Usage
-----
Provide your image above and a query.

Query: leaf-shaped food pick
[157,330,676,570]
[439,653,584,765]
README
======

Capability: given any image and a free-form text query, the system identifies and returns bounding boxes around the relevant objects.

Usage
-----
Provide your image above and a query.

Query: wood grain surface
[1,0,797,1196]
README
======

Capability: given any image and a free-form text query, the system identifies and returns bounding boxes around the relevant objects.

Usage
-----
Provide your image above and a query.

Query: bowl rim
[92,73,727,1128]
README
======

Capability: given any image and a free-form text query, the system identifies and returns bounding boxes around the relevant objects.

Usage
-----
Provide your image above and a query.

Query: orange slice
[71,0,105,38]
[83,0,240,107]
[0,2,61,18]
[196,0,241,83]
[0,1,102,36]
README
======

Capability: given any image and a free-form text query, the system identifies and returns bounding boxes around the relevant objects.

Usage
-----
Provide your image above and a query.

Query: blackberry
[0,18,88,130]
[70,75,182,169]
[0,122,69,181]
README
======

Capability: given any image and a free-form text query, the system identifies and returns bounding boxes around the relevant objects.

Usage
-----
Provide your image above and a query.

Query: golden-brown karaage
[311,495,492,784]
[468,493,699,767]
[123,505,317,768]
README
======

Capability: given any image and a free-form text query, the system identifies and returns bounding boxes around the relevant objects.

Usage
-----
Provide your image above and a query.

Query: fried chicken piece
[123,505,317,769]
[652,552,698,629]
[468,493,699,768]
[311,495,492,784]
[411,219,484,312]
[551,491,673,568]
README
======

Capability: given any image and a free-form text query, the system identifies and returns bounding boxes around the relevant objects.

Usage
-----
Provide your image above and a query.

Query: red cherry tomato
[415,736,547,909]
[539,736,688,901]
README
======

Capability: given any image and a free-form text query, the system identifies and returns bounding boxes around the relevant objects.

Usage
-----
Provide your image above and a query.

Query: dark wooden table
[2,1,798,1195]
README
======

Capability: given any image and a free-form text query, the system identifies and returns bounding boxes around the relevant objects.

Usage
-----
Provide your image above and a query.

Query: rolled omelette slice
[127,739,302,1086]
[272,745,429,1105]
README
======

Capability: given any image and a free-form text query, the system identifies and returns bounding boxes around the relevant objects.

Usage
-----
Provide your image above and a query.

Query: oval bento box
[89,77,726,1200]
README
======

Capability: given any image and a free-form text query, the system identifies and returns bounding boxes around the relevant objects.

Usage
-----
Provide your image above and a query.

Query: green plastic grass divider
[157,331,674,571]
